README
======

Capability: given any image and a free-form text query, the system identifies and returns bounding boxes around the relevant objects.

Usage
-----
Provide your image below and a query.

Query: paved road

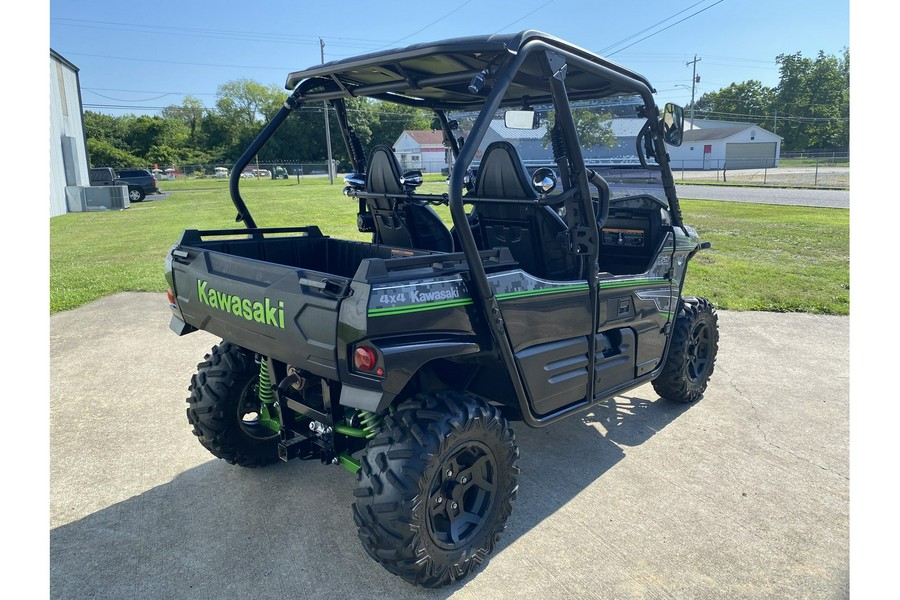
[50,293,849,599]
[675,184,849,209]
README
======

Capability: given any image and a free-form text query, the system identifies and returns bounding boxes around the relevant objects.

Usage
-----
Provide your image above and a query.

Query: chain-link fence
[143,162,336,181]
[669,152,849,188]
[131,151,850,189]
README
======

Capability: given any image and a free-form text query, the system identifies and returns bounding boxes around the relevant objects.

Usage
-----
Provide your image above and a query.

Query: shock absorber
[335,409,384,440]
[335,410,384,474]
[357,410,383,439]
[551,122,571,189]
[256,357,281,433]
[348,128,367,173]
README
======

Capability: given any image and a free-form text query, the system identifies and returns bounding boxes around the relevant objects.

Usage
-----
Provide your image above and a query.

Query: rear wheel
[128,187,146,202]
[186,342,280,467]
[352,392,519,587]
[652,296,719,403]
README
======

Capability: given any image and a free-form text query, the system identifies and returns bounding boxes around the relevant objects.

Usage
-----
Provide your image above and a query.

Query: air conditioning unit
[65,185,130,212]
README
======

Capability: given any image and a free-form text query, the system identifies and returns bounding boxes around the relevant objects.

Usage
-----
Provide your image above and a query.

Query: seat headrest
[474,141,536,199]
[366,145,404,195]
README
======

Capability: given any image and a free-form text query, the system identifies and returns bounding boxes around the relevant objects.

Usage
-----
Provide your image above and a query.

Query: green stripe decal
[496,284,590,301]
[598,278,667,290]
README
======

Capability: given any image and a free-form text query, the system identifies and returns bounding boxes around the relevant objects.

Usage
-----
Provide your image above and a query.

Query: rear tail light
[353,346,383,376]
[167,287,177,308]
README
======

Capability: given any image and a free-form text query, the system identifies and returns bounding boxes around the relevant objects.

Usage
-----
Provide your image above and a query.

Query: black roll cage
[226,33,685,427]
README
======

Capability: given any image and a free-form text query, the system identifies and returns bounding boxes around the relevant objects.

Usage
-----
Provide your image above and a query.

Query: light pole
[685,55,701,130]
[675,83,694,128]
[320,37,335,185]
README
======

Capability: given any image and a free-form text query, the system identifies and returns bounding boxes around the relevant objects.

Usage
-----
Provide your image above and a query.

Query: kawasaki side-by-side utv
[165,31,718,587]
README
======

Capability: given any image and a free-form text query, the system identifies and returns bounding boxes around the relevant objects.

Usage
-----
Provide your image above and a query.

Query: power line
[492,0,557,34]
[51,18,389,50]
[605,0,727,57]
[84,89,175,102]
[599,0,712,55]
[59,50,294,71]
[356,1,474,54]
[83,86,217,97]
[695,109,848,122]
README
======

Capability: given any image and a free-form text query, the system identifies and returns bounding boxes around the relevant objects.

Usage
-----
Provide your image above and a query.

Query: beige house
[392,130,449,173]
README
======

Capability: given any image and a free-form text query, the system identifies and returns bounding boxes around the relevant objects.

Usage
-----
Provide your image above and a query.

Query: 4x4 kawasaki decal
[196,279,285,329]
[367,271,664,318]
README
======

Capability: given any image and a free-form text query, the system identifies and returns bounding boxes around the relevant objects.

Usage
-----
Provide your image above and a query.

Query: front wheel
[186,342,280,467]
[652,296,719,403]
[352,392,519,587]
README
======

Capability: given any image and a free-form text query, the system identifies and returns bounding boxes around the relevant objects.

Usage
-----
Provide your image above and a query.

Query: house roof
[403,130,445,145]
[682,125,755,142]
[488,119,547,140]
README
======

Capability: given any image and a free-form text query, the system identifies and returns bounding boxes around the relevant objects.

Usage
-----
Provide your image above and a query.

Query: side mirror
[400,170,423,190]
[505,110,539,130]
[343,172,366,191]
[663,103,685,147]
[531,167,557,194]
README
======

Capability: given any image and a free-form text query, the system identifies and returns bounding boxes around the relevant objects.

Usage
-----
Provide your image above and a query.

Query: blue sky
[47,0,850,117]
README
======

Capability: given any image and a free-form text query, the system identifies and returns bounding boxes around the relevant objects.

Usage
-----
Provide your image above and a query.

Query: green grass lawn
[49,176,849,315]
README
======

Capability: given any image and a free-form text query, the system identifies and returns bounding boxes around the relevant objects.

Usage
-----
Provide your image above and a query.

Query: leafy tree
[161,96,207,140]
[365,100,432,149]
[86,138,144,168]
[692,80,775,128]
[215,79,284,127]
[83,111,130,150]
[121,115,188,157]
[542,109,616,148]
[773,49,849,150]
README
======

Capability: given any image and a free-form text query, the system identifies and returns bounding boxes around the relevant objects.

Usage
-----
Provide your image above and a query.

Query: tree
[121,115,188,158]
[774,49,849,150]
[542,109,616,149]
[692,80,775,129]
[86,138,144,169]
[364,100,432,149]
[215,79,284,128]
[161,96,207,140]
[83,111,130,150]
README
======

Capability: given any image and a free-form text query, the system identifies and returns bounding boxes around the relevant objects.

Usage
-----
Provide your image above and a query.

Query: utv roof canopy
[285,31,656,110]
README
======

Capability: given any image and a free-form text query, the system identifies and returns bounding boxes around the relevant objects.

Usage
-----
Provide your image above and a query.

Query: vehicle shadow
[137,192,171,203]
[50,391,690,600]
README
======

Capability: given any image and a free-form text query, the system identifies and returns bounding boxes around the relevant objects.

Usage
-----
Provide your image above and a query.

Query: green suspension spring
[257,358,275,404]
[357,410,383,439]
[335,410,384,474]
[256,357,280,432]
[334,409,384,440]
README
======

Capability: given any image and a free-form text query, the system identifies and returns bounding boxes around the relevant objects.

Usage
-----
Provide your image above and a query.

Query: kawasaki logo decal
[196,279,285,329]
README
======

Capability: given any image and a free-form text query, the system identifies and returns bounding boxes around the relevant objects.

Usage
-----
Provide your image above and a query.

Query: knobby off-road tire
[186,341,280,467]
[652,296,719,403]
[352,391,520,587]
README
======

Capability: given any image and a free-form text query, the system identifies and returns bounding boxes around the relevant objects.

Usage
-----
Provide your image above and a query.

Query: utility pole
[320,37,334,184]
[686,55,701,129]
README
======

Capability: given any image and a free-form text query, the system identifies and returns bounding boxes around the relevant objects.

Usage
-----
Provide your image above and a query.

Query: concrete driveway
[50,293,849,599]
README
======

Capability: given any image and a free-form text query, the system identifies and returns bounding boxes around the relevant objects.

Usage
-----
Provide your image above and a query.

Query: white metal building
[49,49,90,217]
[392,130,449,173]
[666,119,782,170]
